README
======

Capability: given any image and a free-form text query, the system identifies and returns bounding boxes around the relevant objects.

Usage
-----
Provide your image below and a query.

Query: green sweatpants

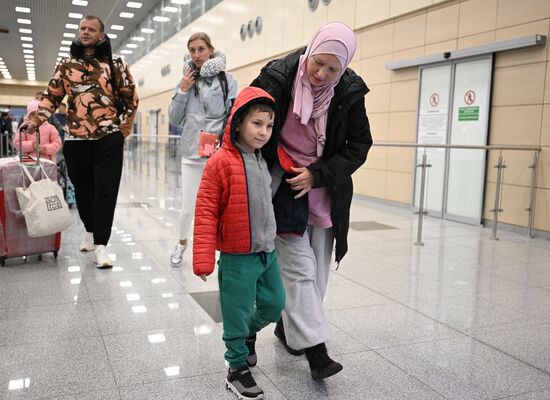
[218,250,286,369]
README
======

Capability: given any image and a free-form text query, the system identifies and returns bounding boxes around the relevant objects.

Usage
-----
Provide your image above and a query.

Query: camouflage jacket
[32,54,138,139]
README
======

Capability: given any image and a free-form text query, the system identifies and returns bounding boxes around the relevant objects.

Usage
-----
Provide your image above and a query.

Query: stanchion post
[415,152,431,246]
[526,150,539,238]
[491,153,506,240]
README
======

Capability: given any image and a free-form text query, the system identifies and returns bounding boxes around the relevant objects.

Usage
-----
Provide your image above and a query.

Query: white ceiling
[0,0,161,82]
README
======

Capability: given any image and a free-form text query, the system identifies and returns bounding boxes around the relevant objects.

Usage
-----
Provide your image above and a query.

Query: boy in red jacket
[193,87,285,400]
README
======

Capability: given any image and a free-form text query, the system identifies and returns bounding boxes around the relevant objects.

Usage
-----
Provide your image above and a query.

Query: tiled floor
[2,158,550,399]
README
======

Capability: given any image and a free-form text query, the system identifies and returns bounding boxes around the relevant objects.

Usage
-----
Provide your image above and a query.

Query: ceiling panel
[0,0,161,82]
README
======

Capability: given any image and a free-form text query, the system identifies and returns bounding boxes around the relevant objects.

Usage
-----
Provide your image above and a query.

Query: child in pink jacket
[13,99,61,162]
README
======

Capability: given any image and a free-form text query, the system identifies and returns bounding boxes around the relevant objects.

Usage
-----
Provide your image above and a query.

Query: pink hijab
[292,22,356,156]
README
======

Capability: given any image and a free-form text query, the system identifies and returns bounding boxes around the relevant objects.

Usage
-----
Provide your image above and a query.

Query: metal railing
[372,142,542,244]
[124,136,542,245]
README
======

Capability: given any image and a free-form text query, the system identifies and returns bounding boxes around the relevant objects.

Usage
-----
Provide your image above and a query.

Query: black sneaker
[305,342,343,380]
[225,366,264,400]
[274,318,305,356]
[246,334,257,367]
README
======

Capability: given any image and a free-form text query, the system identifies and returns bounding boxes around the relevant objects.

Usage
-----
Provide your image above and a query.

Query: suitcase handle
[19,123,40,167]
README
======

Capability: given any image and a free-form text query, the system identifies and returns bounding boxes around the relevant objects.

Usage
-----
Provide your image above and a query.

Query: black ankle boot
[305,343,343,380]
[274,318,305,356]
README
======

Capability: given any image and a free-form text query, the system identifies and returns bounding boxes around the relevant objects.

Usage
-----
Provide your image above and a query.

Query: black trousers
[63,132,124,245]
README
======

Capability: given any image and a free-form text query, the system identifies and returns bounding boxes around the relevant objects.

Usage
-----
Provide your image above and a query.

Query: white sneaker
[170,242,188,267]
[79,232,95,252]
[95,245,113,269]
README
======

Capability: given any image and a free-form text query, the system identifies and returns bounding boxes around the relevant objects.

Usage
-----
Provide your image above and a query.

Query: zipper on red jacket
[238,151,253,253]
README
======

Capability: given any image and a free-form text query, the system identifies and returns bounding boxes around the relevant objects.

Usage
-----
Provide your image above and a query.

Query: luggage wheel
[53,251,58,259]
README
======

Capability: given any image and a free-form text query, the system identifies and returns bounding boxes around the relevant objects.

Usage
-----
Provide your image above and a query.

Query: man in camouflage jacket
[24,15,139,268]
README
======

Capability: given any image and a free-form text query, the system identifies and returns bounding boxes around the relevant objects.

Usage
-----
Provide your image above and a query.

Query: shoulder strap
[218,71,228,104]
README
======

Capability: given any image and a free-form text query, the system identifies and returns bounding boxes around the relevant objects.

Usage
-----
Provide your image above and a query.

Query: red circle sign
[464,90,475,105]
[429,93,439,107]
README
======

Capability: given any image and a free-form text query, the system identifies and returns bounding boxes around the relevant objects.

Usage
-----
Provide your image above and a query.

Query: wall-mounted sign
[160,64,171,77]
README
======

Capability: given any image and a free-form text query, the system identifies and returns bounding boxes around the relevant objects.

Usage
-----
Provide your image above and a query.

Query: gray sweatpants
[275,226,334,350]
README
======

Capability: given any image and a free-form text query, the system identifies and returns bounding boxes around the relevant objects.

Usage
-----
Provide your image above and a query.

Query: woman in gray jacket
[169,32,238,267]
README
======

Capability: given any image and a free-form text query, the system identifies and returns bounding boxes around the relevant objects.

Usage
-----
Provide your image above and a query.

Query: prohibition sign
[429,93,439,107]
[464,90,475,105]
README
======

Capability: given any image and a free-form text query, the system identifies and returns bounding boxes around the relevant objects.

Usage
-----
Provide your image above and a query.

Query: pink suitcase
[0,156,61,266]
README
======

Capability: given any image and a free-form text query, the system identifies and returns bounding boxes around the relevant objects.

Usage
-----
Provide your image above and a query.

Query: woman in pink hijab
[251,22,372,380]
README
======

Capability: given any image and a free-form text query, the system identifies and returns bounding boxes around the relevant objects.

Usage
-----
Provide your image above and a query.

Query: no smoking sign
[464,89,475,105]
[429,93,439,107]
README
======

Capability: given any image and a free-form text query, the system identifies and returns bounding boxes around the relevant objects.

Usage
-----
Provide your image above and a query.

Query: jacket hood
[222,86,279,152]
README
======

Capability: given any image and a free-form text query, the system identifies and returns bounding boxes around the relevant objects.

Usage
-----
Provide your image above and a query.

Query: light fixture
[111,25,124,31]
[23,49,34,54]
[120,50,133,54]
[19,28,32,34]
[153,16,170,22]
[58,52,70,57]
[107,33,118,39]
[60,46,70,51]
[17,19,31,24]
[61,40,72,45]
[171,0,190,4]
[20,36,33,42]
[131,36,145,41]
[126,43,138,48]
[141,28,155,33]
[127,1,142,8]
[15,7,31,13]
[24,55,34,59]
[162,6,178,12]
[22,43,33,48]
[120,12,134,18]
[63,32,76,38]
[65,23,79,29]
[68,12,83,19]
[72,0,88,5]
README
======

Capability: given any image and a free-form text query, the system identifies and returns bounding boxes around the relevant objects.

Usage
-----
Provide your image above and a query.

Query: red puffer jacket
[193,86,277,276]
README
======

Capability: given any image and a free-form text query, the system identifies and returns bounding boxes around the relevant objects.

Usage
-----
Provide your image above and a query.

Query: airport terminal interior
[2,0,550,399]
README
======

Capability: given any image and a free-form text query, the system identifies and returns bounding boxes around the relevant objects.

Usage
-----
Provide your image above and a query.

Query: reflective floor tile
[377,337,550,400]
[327,303,463,349]
[323,278,395,311]
[102,327,226,386]
[93,294,213,335]
[0,302,100,346]
[0,278,90,308]
[0,337,116,399]
[47,389,121,400]
[119,369,286,400]
[260,350,446,400]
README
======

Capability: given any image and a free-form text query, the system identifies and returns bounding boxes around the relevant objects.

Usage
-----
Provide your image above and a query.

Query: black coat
[251,48,373,264]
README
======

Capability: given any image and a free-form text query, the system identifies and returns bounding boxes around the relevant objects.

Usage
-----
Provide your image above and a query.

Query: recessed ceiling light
[26,67,36,71]
[15,6,31,13]
[162,6,178,12]
[25,59,34,63]
[19,28,32,34]
[59,52,70,57]
[72,0,88,5]
[24,55,34,59]
[28,77,36,81]
[23,49,34,54]
[60,46,70,52]
[171,0,190,4]
[127,1,142,8]
[131,36,145,41]
[120,50,133,54]
[22,43,33,48]
[107,33,118,39]
[111,25,124,31]
[68,13,83,19]
[65,23,79,29]
[141,28,155,33]
[61,40,72,45]
[120,12,134,18]
[126,43,138,48]
[17,18,31,24]
[153,16,170,22]
[20,36,33,42]
[63,32,76,38]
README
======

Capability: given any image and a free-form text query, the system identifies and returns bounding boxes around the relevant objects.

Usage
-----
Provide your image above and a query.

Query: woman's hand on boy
[286,167,314,199]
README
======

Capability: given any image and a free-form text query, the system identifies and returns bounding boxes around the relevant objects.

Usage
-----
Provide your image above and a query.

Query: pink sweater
[13,121,62,162]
